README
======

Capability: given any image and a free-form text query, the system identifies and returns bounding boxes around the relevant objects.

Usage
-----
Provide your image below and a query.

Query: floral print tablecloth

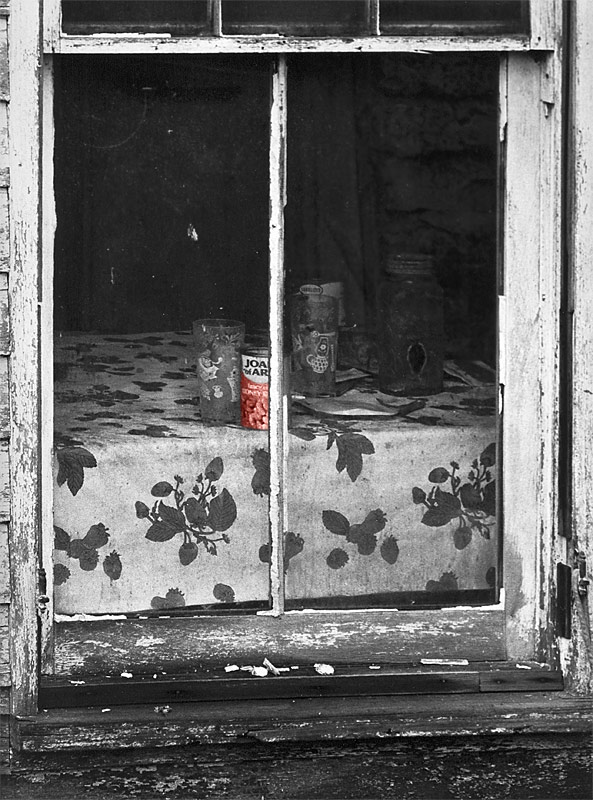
[53,332,497,614]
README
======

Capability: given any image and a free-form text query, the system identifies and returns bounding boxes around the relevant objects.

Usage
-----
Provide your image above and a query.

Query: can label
[299,283,324,296]
[298,280,345,326]
[241,349,269,430]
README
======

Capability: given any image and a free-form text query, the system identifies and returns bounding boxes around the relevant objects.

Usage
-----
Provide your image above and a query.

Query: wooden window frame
[9,0,565,720]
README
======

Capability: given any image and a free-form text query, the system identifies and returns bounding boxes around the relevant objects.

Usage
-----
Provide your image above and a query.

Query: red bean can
[241,348,269,430]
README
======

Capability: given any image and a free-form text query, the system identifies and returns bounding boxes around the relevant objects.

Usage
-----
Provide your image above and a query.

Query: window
[52,49,499,619]
[59,1,529,36]
[9,0,564,717]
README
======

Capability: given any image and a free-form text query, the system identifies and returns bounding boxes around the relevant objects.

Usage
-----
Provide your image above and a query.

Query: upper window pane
[380,0,528,34]
[61,0,530,37]
[221,0,369,36]
[61,2,211,35]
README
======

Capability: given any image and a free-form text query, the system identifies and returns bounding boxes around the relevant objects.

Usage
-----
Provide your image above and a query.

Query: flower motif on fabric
[290,420,375,483]
[135,458,237,566]
[412,442,496,549]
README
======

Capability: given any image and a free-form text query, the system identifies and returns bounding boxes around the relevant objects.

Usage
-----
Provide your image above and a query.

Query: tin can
[297,278,345,326]
[241,347,269,430]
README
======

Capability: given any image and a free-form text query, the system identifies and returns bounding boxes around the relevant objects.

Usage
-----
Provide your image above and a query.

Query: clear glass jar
[378,254,444,394]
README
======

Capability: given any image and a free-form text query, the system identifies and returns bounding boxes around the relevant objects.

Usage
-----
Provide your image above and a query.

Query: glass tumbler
[290,293,338,397]
[193,319,245,423]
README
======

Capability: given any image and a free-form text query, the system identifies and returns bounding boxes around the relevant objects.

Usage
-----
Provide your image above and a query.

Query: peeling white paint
[56,614,127,622]
[83,640,118,648]
[134,636,166,647]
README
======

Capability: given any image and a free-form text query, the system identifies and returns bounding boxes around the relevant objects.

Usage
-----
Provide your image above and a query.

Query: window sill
[38,663,562,709]
[15,690,591,753]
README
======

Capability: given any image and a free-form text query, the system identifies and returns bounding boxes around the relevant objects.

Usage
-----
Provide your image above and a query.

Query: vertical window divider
[40,55,56,673]
[9,0,43,716]
[211,0,222,37]
[369,0,380,37]
[43,0,61,51]
[530,0,558,50]
[268,54,288,616]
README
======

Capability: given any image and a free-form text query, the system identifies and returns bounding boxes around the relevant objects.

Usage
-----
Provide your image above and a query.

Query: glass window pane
[53,55,272,615]
[285,53,499,610]
[62,1,211,35]
[222,0,369,36]
[380,0,528,33]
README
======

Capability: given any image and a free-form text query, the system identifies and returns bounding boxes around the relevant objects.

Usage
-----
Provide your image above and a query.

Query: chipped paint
[134,636,166,647]
[267,54,287,618]
[56,614,127,622]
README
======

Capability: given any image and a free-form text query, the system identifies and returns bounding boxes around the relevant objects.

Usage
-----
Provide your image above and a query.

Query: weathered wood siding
[565,0,593,695]
[0,1,9,774]
[3,733,592,800]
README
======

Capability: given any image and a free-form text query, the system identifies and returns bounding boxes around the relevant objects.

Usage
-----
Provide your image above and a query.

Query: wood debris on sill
[314,663,335,676]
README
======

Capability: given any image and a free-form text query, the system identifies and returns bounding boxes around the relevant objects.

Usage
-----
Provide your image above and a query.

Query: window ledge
[15,692,592,753]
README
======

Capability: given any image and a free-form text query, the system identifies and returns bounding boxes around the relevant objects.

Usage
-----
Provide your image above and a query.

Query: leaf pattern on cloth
[412,443,496,546]
[56,447,97,496]
[290,420,375,482]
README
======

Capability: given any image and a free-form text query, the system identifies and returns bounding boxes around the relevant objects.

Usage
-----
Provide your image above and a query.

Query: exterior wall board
[0,190,8,272]
[0,1,8,774]
[0,603,8,681]
[0,523,8,603]
[0,273,8,352]
[0,357,8,437]
[0,19,7,102]
[565,0,593,695]
[0,442,8,523]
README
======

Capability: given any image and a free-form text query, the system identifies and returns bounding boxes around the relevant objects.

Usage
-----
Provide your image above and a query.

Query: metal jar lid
[385,253,435,277]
